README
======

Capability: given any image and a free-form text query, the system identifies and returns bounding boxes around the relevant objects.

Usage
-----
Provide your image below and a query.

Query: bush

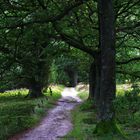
[114,84,140,127]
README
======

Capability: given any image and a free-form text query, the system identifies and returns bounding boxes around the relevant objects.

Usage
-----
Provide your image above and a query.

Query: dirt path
[11,88,81,140]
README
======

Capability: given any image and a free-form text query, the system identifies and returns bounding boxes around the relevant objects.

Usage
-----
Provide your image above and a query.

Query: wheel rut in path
[10,88,81,140]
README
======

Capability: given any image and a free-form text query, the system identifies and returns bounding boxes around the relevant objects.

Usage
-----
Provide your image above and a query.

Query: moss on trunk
[94,119,126,138]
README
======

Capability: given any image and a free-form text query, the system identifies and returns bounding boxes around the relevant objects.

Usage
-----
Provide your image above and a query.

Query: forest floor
[10,88,81,140]
[66,84,140,140]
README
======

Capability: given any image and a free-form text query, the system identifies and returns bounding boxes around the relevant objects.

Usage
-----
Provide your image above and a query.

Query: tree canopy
[0,0,140,137]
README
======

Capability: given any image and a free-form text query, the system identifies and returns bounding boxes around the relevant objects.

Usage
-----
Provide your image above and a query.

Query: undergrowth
[0,85,63,140]
[65,84,140,140]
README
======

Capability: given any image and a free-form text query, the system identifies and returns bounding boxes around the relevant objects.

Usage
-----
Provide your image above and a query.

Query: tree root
[94,119,127,139]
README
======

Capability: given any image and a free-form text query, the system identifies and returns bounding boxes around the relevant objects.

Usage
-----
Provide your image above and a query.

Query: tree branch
[117,57,140,65]
[52,24,98,57]
[0,0,84,30]
[116,0,140,18]
[117,70,140,78]
[116,22,140,33]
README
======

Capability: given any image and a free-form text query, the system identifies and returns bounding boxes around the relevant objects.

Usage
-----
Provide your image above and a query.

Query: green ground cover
[65,84,140,140]
[0,85,64,140]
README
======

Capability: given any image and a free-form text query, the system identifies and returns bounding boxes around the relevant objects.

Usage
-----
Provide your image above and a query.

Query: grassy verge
[76,84,89,100]
[65,84,140,140]
[0,85,64,140]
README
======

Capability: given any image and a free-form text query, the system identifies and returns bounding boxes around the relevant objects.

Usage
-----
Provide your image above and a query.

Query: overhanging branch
[117,57,140,65]
[0,0,84,30]
[52,23,98,57]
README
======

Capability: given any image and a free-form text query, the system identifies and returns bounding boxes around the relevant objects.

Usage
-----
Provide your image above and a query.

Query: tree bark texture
[88,61,96,100]
[98,0,116,122]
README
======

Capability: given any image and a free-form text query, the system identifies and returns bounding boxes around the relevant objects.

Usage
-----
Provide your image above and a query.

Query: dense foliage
[0,0,139,138]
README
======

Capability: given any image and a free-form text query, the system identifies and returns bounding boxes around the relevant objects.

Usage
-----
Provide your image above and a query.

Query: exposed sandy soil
[9,88,81,140]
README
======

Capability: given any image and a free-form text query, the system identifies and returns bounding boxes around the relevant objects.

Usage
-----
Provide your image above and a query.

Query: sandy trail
[11,88,81,140]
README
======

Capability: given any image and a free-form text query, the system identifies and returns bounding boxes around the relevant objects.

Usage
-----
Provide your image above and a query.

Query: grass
[77,91,88,100]
[64,84,140,140]
[0,85,64,140]
[76,84,89,100]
